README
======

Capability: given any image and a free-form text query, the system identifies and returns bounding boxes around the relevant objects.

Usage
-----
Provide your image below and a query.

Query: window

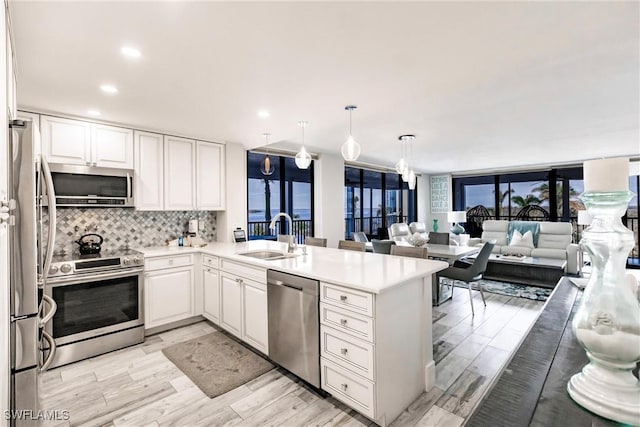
[453,165,640,266]
[247,152,314,243]
[344,166,417,240]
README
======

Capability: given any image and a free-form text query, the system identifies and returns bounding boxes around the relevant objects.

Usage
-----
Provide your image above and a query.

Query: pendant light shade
[408,169,417,190]
[295,121,312,169]
[395,135,408,174]
[341,105,361,161]
[260,133,275,176]
[398,135,415,182]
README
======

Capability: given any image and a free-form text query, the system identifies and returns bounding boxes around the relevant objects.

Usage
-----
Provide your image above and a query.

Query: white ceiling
[10,1,640,174]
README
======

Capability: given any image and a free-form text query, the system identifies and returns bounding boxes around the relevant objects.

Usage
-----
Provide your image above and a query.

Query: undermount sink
[237,250,287,260]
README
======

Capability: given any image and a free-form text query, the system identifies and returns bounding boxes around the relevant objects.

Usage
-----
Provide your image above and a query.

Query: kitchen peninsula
[138,240,448,426]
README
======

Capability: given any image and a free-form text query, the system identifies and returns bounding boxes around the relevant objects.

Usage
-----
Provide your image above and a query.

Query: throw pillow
[509,230,534,248]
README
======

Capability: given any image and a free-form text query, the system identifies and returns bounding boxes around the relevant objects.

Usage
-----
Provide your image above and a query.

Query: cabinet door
[220,273,242,339]
[196,141,225,210]
[92,124,134,169]
[144,266,195,329]
[40,115,91,165]
[203,267,220,324]
[242,279,268,354]
[134,131,164,210]
[163,136,195,210]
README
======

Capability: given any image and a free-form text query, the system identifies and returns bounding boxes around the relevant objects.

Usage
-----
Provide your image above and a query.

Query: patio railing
[248,219,312,244]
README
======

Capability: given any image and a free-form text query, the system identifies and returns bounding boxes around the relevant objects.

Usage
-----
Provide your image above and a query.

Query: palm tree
[493,188,514,217]
[511,194,541,208]
[531,182,582,215]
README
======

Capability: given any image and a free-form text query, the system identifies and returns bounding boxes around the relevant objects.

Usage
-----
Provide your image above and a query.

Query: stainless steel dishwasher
[267,270,320,388]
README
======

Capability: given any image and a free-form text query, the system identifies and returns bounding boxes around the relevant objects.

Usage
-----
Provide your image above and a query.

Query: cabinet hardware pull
[168,259,174,265]
[340,348,348,355]
[340,295,347,301]
[340,318,348,325]
[341,383,348,391]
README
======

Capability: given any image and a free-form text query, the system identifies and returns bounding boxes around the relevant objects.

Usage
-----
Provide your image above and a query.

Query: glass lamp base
[567,360,640,425]
[450,223,465,235]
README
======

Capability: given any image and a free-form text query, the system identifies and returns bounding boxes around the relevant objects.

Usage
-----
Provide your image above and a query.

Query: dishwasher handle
[267,270,319,295]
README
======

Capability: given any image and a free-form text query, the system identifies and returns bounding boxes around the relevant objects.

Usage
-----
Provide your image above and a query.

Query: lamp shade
[583,157,629,192]
[577,210,593,225]
[447,211,466,223]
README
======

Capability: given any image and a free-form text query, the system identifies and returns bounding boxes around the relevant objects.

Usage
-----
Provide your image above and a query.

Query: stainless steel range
[42,249,145,368]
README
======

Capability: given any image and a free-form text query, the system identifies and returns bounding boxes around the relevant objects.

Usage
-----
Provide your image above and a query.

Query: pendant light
[398,135,415,182]
[407,135,417,190]
[395,136,408,175]
[341,105,361,161]
[260,133,275,176]
[295,121,312,169]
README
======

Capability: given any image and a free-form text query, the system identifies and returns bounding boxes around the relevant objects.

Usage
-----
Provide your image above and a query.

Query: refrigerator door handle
[41,330,56,371]
[39,294,57,327]
[40,155,57,284]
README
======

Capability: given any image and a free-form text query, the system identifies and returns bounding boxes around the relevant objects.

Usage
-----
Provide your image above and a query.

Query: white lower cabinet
[220,272,243,338]
[145,265,195,329]
[219,260,268,355]
[202,266,220,324]
[242,279,268,354]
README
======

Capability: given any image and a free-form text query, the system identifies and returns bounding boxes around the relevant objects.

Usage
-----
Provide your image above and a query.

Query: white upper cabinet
[40,115,133,169]
[196,141,225,210]
[92,124,134,169]
[40,115,91,165]
[134,131,164,210]
[164,136,196,210]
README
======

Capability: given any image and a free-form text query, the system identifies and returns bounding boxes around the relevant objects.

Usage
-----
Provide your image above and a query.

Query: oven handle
[40,330,56,371]
[46,268,144,286]
[39,294,57,327]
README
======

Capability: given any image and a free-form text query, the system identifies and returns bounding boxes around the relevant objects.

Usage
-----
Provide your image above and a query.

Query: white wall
[313,153,345,248]
[216,142,247,243]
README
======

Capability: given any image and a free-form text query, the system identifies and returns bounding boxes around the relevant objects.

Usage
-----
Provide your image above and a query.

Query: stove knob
[123,257,131,265]
[133,256,143,264]
[48,265,59,275]
[60,264,72,274]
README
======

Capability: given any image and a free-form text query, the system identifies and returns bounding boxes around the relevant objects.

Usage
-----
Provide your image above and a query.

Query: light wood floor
[40,289,544,427]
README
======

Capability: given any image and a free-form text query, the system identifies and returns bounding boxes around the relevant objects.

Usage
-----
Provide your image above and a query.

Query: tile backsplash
[47,208,217,256]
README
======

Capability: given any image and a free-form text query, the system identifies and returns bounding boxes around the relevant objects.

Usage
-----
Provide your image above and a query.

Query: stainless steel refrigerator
[6,119,57,426]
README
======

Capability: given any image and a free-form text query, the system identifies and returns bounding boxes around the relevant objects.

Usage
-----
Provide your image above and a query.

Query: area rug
[162,332,274,398]
[439,278,552,301]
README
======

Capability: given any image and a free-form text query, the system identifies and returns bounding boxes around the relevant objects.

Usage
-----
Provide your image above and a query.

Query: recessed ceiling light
[121,46,141,58]
[100,84,118,94]
[258,111,270,119]
[87,109,101,116]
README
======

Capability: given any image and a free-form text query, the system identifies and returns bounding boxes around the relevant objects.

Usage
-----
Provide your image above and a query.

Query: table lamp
[447,211,466,235]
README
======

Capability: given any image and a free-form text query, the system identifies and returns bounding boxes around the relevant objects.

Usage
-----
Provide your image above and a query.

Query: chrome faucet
[269,212,297,253]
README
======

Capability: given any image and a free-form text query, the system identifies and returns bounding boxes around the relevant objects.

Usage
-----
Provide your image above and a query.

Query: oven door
[44,268,144,345]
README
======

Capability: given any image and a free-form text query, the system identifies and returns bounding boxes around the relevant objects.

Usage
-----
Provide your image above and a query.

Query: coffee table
[471,253,567,288]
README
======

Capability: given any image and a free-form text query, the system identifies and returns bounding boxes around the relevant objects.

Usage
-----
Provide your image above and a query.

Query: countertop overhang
[136,240,449,294]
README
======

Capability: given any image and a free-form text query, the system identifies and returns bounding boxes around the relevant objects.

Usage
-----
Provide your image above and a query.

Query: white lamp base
[567,359,640,425]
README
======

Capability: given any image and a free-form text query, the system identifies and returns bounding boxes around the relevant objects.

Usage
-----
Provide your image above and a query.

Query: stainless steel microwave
[48,163,134,207]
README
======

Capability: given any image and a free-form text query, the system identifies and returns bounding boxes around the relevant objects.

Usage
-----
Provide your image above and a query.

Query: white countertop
[136,240,448,294]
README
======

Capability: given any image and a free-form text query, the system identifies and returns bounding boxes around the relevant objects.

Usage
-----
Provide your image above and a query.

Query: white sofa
[468,220,579,274]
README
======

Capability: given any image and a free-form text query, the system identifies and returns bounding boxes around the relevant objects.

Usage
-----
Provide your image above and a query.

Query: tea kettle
[75,233,104,255]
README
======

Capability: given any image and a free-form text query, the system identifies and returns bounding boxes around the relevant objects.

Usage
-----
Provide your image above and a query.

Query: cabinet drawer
[145,254,194,271]
[320,303,374,343]
[321,358,375,419]
[321,325,374,381]
[220,259,266,283]
[321,282,373,316]
[202,254,219,269]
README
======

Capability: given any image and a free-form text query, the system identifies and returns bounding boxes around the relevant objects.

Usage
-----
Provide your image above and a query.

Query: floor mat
[162,331,274,398]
